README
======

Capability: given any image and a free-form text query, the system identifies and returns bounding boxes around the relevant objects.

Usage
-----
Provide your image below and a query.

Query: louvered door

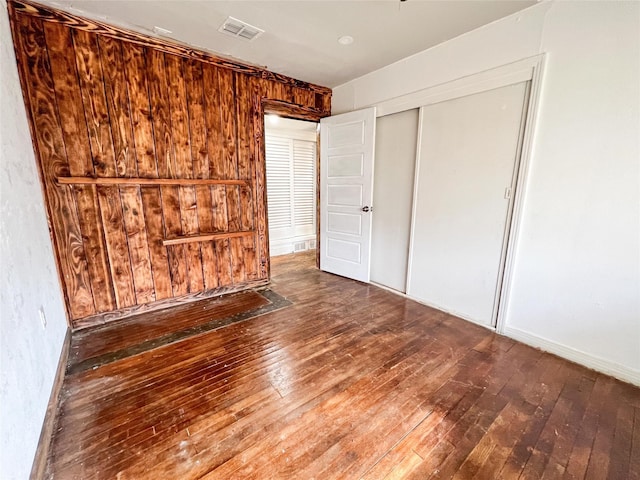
[293,140,316,235]
[265,135,317,255]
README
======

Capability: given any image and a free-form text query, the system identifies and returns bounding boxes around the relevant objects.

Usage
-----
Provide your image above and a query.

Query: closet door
[370,109,418,293]
[408,82,529,327]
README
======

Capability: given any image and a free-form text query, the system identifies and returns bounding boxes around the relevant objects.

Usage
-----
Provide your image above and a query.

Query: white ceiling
[40,0,536,88]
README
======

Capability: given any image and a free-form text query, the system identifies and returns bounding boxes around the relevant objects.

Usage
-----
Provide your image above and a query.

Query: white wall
[333,1,640,384]
[0,1,70,478]
[505,1,640,382]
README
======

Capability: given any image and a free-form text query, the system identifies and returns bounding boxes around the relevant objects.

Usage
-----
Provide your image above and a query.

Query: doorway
[264,115,318,259]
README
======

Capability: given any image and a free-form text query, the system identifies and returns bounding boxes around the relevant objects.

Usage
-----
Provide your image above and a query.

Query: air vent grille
[218,16,264,41]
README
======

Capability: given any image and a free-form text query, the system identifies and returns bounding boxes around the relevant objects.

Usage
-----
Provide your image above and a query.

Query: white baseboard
[503,326,640,386]
[404,292,497,332]
[30,329,71,479]
[270,236,316,257]
[368,282,639,386]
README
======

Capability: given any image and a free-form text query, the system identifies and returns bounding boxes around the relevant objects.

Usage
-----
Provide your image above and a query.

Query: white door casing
[320,107,376,282]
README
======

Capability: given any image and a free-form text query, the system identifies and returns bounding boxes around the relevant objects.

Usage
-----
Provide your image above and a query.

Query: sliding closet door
[370,109,418,292]
[408,82,529,327]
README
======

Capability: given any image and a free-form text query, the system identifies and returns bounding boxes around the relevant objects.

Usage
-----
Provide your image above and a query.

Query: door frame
[253,98,328,279]
[399,54,547,332]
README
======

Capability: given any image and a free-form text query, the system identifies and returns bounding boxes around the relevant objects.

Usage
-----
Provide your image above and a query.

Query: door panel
[320,108,376,282]
[408,83,529,327]
[370,109,419,293]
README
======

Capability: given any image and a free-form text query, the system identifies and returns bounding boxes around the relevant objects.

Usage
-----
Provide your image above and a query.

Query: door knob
[361,206,371,212]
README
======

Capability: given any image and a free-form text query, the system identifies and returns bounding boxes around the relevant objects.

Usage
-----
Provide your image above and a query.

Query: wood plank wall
[8,0,331,329]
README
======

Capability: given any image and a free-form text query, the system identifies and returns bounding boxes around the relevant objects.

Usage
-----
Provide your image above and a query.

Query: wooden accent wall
[8,0,331,329]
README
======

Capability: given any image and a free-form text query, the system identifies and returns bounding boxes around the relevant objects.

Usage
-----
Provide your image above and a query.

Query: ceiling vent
[218,16,264,41]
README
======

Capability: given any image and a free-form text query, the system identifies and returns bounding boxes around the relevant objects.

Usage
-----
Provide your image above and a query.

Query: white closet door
[408,82,529,327]
[371,109,418,293]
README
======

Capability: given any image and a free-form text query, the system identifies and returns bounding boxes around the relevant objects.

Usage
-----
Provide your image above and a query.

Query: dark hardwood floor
[47,250,639,479]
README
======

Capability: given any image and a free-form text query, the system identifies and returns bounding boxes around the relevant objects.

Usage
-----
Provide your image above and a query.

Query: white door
[408,82,529,327]
[371,109,418,293]
[320,107,376,282]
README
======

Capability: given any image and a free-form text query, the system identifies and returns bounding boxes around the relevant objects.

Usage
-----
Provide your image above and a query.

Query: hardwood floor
[66,289,289,374]
[47,251,639,479]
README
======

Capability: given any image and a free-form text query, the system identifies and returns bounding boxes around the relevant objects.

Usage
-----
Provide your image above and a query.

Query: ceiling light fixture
[152,26,172,37]
[338,35,354,46]
[268,114,280,126]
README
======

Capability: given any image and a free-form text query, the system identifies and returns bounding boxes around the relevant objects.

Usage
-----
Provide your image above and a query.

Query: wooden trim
[30,328,71,480]
[253,87,269,281]
[72,278,270,330]
[56,177,248,186]
[163,230,255,246]
[262,99,326,122]
[9,0,330,96]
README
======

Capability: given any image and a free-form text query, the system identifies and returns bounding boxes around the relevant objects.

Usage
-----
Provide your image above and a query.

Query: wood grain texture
[120,187,155,304]
[42,252,640,479]
[43,20,116,313]
[122,43,156,178]
[253,83,269,279]
[57,177,248,186]
[99,36,137,178]
[9,1,331,328]
[69,290,271,366]
[161,186,189,298]
[235,73,257,280]
[96,185,136,308]
[163,231,256,246]
[73,27,138,311]
[183,58,216,292]
[73,29,115,177]
[72,277,269,330]
[146,47,187,302]
[11,13,96,319]
[140,187,173,301]
[166,54,205,294]
[115,42,161,306]
[262,98,326,122]
[72,186,116,312]
[9,0,331,95]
